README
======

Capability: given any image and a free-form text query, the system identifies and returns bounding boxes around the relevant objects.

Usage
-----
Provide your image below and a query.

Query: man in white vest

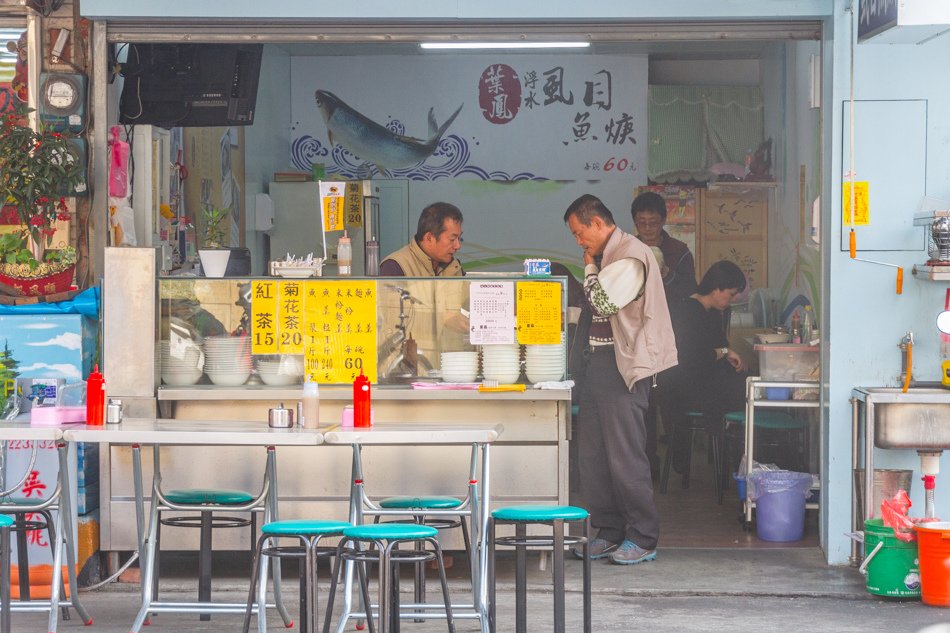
[564,194,678,565]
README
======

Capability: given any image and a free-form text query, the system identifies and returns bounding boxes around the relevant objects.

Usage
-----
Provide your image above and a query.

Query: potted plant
[0,106,84,296]
[197,206,231,277]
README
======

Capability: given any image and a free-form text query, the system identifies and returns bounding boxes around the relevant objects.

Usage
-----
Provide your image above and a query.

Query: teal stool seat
[724,410,805,430]
[379,496,462,509]
[261,519,351,536]
[0,516,11,528]
[492,505,589,522]
[164,489,254,505]
[243,519,351,633]
[344,523,438,541]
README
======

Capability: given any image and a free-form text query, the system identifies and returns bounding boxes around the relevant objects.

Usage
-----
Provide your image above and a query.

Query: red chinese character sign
[478,64,521,124]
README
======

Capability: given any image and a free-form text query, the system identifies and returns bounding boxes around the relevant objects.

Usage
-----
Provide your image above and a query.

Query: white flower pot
[198,248,231,278]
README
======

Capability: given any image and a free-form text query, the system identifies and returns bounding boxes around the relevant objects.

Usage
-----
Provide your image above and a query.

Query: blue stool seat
[378,496,462,509]
[261,519,350,536]
[492,505,589,522]
[164,489,254,505]
[0,515,11,528]
[724,410,805,430]
[344,523,438,541]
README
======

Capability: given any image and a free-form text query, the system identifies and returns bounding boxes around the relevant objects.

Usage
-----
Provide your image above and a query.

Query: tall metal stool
[659,411,723,503]
[242,519,351,633]
[152,488,260,622]
[324,523,456,633]
[0,513,13,633]
[374,495,472,617]
[488,505,591,633]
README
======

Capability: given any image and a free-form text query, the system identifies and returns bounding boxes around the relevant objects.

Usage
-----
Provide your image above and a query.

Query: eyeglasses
[634,218,663,228]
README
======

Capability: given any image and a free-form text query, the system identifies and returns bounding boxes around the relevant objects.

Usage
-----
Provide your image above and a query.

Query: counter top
[158,386,571,401]
[324,422,503,445]
[64,418,329,445]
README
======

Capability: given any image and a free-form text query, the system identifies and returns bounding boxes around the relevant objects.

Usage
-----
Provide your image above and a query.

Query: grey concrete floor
[11,548,950,632]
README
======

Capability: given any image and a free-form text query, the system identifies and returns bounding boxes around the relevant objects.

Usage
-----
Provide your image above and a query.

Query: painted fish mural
[314,89,463,174]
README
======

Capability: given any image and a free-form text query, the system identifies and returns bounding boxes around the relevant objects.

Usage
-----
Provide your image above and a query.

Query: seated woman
[659,260,748,474]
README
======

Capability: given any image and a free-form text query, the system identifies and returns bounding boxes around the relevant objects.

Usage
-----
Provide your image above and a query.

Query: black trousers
[577,349,659,549]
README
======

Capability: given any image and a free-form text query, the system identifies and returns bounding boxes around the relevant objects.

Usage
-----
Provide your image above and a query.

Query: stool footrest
[160,515,251,529]
[494,534,586,548]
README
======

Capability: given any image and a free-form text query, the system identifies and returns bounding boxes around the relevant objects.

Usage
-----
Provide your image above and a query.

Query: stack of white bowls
[256,354,305,386]
[525,343,566,383]
[203,335,252,386]
[440,351,478,383]
[481,343,522,384]
[160,340,204,386]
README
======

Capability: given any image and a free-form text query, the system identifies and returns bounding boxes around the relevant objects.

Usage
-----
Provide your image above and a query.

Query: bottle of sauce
[353,369,371,428]
[337,230,352,276]
[365,237,380,277]
[790,309,802,344]
[301,379,320,429]
[86,364,105,426]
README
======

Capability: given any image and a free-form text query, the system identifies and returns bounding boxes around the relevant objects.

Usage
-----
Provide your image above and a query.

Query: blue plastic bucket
[733,472,746,500]
[751,471,812,542]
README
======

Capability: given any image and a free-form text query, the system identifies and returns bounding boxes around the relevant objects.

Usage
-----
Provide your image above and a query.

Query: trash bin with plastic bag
[749,470,813,542]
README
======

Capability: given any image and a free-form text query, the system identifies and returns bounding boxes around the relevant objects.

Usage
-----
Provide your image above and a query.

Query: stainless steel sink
[856,387,950,449]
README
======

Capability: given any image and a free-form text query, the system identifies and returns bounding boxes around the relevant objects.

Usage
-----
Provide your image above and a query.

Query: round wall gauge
[41,73,82,115]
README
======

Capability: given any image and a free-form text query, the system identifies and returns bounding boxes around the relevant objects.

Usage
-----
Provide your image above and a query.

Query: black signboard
[858,0,899,41]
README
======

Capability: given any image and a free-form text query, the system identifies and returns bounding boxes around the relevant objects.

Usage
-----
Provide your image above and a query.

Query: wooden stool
[489,505,591,633]
[242,519,351,633]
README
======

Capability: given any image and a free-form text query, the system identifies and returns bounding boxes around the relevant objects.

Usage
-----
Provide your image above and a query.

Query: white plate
[274,267,317,278]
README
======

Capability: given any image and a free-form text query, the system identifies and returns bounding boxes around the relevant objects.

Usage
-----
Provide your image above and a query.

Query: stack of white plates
[440,351,478,383]
[203,335,252,386]
[481,343,522,384]
[256,354,305,386]
[525,343,566,383]
[160,340,204,386]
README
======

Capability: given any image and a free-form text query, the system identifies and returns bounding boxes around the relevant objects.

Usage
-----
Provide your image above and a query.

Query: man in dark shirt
[630,191,698,478]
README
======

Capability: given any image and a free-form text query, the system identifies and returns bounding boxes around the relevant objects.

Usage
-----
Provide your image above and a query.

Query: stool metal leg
[241,532,268,633]
[428,537,456,633]
[13,514,28,602]
[1,523,10,633]
[514,522,527,633]
[552,519,565,633]
[487,518,496,633]
[198,511,212,621]
[583,517,591,633]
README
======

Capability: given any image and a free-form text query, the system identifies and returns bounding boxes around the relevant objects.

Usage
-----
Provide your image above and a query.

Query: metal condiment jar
[268,402,294,428]
[106,398,123,424]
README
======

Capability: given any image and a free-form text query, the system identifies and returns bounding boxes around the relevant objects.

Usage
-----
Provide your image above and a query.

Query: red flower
[41,227,55,238]
[56,212,71,221]
[29,216,45,226]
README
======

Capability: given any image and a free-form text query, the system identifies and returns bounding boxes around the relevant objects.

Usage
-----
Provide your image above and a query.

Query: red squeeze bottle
[353,369,371,428]
[86,364,105,426]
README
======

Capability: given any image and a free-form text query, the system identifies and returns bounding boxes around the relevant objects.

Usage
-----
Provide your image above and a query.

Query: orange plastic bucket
[915,522,950,607]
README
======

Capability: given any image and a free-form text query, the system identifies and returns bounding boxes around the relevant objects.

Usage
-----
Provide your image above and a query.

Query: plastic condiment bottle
[790,309,802,344]
[301,379,320,429]
[365,238,380,277]
[337,230,352,276]
[801,305,814,344]
[353,369,371,428]
[86,364,105,426]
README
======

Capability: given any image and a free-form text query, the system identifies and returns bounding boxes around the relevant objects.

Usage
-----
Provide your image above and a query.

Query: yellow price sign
[303,280,378,383]
[842,181,869,226]
[345,182,363,228]
[516,281,562,345]
[278,281,304,354]
[251,280,278,354]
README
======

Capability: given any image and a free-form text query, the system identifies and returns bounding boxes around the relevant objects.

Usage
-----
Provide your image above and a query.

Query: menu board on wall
[516,281,562,345]
[252,280,378,382]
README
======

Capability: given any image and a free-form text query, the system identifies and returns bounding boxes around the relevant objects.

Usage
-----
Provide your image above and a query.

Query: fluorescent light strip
[420,42,590,50]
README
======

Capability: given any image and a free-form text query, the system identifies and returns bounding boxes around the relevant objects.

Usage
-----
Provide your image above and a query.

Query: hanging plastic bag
[108,126,130,198]
[881,489,917,542]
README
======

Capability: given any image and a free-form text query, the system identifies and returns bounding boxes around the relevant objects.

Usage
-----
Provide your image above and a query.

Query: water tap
[899,331,914,390]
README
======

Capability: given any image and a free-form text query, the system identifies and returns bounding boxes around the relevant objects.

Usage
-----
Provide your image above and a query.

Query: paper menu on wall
[516,281,562,345]
[469,282,515,344]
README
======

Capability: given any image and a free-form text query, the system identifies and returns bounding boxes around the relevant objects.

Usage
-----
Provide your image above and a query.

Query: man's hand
[583,250,595,266]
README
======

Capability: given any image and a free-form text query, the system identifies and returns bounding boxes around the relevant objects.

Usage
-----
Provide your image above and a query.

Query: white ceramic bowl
[161,369,203,386]
[206,369,250,386]
[258,371,299,386]
[442,372,478,383]
[527,370,564,383]
[483,370,521,384]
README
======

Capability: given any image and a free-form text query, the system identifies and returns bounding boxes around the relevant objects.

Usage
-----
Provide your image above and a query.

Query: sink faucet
[899,331,914,393]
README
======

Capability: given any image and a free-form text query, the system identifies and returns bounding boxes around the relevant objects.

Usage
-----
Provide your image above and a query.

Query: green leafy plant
[201,207,230,249]
[0,105,84,250]
[0,229,75,274]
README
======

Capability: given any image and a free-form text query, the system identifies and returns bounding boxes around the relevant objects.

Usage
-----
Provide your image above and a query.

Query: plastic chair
[242,519,351,633]
[324,523,456,633]
[659,411,724,503]
[489,505,591,633]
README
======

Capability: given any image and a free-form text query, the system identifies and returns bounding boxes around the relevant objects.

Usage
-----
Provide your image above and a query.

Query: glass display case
[157,275,568,389]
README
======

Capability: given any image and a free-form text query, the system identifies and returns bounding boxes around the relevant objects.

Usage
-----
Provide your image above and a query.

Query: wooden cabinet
[636,182,772,289]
